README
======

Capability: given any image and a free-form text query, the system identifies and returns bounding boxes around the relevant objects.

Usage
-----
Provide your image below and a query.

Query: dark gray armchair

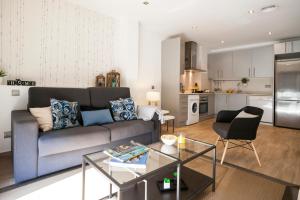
[213,106,264,166]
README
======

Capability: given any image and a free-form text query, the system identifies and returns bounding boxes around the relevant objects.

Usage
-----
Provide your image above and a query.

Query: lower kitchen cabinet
[227,94,247,110]
[215,94,247,114]
[215,94,228,114]
[208,94,215,115]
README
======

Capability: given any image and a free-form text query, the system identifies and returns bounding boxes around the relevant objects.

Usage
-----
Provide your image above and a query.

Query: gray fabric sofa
[11,87,160,183]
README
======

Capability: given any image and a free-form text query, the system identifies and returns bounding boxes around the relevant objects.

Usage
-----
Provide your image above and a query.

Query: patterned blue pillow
[50,98,80,130]
[109,98,137,121]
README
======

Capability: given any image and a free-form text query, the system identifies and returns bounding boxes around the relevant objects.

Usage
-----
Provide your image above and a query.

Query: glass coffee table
[82,137,216,200]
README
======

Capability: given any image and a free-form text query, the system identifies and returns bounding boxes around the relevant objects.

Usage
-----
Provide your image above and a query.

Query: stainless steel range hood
[184,41,206,72]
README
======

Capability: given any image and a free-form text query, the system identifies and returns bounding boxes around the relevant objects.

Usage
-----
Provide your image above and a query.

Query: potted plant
[241,77,249,86]
[0,69,7,85]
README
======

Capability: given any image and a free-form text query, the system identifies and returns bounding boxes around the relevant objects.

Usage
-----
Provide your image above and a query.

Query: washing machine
[186,95,199,125]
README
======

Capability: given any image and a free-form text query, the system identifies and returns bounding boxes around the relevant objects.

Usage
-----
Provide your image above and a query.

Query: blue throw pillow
[81,109,114,126]
[109,98,137,121]
[50,98,80,130]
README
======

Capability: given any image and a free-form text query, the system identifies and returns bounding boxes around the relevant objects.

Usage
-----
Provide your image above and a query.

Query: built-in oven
[199,95,208,116]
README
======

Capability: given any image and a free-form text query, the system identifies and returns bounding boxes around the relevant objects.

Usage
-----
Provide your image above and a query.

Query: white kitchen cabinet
[285,42,293,53]
[215,94,248,114]
[248,95,273,123]
[215,94,227,114]
[251,45,274,78]
[233,49,252,78]
[208,54,218,79]
[219,52,233,80]
[227,94,247,110]
[274,40,300,54]
[274,43,286,55]
[293,40,300,53]
[208,52,233,80]
[208,94,215,115]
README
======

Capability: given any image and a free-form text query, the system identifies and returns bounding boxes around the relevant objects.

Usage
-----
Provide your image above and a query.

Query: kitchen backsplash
[212,78,273,93]
[180,71,211,92]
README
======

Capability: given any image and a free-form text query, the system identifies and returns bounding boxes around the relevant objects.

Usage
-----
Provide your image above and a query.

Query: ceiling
[68,0,300,49]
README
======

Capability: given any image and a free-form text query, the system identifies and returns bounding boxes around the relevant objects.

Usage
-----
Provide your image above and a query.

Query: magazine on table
[104,152,149,169]
[103,141,149,162]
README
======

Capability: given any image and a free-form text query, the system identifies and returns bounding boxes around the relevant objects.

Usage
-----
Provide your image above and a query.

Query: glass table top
[84,148,178,187]
[149,137,215,163]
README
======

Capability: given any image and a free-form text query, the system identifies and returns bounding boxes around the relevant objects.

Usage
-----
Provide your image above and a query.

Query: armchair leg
[221,140,229,165]
[251,142,262,167]
[215,136,220,146]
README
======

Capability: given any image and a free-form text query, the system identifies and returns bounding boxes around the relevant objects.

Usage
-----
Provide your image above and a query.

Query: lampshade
[146,91,160,102]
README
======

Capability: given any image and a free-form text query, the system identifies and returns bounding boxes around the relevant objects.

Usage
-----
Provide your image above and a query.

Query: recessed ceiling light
[248,10,254,14]
[261,5,278,13]
[221,40,225,44]
[268,31,272,35]
[143,1,150,5]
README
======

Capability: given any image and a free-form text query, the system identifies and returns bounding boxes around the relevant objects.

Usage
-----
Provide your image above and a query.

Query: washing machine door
[192,102,198,114]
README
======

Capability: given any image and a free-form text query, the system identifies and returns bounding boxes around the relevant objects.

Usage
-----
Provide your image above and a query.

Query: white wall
[135,26,162,106]
[0,0,163,153]
[0,86,30,153]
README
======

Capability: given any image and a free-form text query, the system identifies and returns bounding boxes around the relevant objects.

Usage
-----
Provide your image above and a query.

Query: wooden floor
[187,158,285,200]
[0,118,299,199]
[0,157,286,200]
[0,152,13,188]
[169,118,300,186]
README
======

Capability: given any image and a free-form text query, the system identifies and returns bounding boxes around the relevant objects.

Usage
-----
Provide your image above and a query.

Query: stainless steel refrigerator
[275,57,300,129]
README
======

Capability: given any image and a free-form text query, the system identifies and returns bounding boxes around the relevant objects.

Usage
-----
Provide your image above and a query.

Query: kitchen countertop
[214,92,273,96]
[179,92,214,95]
[179,92,273,96]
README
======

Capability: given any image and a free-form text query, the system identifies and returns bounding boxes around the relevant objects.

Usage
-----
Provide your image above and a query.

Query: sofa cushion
[38,126,110,157]
[109,98,137,121]
[213,122,231,139]
[50,99,80,130]
[102,120,154,142]
[89,87,130,109]
[81,109,114,126]
[28,87,91,108]
[29,106,53,132]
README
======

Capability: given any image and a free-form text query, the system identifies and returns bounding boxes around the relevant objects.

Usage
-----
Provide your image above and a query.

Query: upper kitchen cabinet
[274,40,300,54]
[208,53,218,79]
[218,52,233,80]
[208,52,233,80]
[251,45,274,78]
[233,48,252,78]
[292,40,300,52]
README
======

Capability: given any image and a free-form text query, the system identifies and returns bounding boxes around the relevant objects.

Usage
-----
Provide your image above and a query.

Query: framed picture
[96,74,106,87]
[106,70,120,87]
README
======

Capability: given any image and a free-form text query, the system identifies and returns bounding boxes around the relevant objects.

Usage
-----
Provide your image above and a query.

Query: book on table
[105,152,149,169]
[103,142,149,162]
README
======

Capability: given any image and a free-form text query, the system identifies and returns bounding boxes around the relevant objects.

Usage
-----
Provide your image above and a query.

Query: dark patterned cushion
[50,98,80,130]
[109,98,137,121]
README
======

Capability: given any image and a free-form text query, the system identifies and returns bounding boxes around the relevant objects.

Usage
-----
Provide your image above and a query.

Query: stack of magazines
[104,142,149,169]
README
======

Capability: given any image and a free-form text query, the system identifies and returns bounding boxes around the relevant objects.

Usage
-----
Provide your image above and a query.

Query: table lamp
[146,86,160,106]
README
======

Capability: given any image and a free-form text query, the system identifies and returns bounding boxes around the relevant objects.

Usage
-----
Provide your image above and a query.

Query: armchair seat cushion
[213,122,231,138]
[102,120,154,142]
[38,126,110,157]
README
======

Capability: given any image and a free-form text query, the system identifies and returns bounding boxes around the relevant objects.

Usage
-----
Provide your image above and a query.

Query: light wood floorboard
[163,118,300,186]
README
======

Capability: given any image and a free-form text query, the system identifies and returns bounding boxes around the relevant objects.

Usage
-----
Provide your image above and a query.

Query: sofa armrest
[11,110,39,183]
[216,109,242,123]
[151,113,161,143]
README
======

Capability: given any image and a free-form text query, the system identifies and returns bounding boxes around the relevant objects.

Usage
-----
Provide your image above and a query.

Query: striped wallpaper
[0,0,119,87]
